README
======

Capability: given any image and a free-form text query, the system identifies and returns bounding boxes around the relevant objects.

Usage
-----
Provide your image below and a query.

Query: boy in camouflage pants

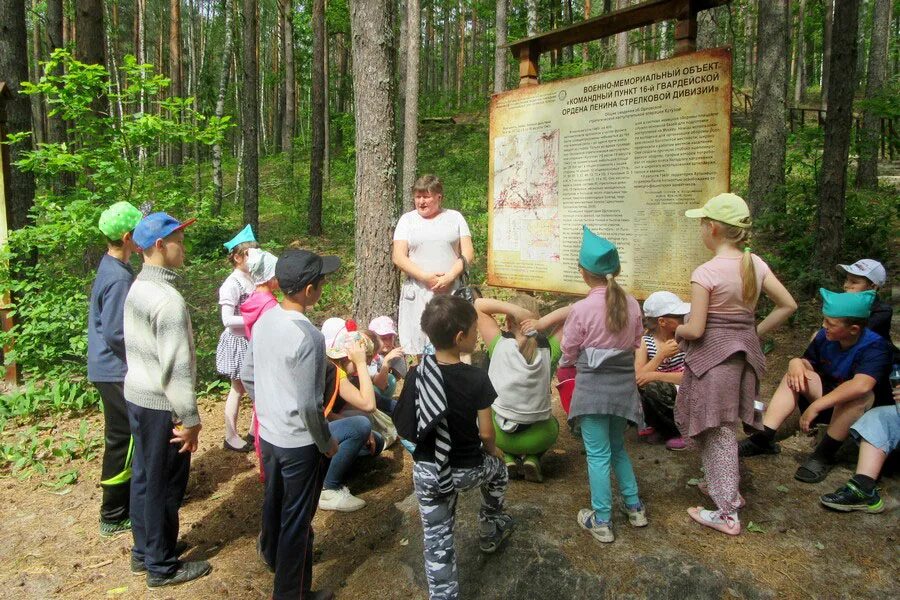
[395,296,513,600]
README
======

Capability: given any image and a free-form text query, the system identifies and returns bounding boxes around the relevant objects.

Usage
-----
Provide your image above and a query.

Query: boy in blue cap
[124,212,211,588]
[89,201,143,537]
[740,289,894,483]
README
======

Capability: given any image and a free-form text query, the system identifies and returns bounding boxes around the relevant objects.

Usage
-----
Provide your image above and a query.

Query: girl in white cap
[635,291,691,451]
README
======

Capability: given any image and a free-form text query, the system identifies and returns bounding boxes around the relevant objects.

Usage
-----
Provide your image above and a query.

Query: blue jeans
[581,414,640,521]
[324,415,385,490]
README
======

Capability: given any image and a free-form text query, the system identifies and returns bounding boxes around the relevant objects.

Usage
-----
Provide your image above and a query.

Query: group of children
[86,190,896,598]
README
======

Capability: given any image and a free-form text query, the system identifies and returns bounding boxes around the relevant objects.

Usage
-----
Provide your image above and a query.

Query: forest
[0,1,897,597]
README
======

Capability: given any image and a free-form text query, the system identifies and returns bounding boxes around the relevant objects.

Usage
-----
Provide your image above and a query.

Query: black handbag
[452,256,480,304]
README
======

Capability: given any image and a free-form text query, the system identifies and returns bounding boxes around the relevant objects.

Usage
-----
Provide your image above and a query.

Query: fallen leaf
[746,521,766,534]
[686,478,703,487]
[776,485,789,493]
[106,587,127,596]
[814,542,825,550]
[400,538,409,546]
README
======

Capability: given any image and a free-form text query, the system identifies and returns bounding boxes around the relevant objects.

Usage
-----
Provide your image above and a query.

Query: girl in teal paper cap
[559,225,648,544]
[217,224,259,452]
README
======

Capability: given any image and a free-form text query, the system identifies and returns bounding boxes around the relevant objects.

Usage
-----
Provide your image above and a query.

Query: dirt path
[1,334,898,599]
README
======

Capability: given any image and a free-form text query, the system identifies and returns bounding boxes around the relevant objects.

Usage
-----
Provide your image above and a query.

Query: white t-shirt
[393,209,472,275]
[218,269,254,337]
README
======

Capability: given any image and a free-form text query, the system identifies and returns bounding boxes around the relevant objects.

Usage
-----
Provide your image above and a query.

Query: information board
[487,48,732,298]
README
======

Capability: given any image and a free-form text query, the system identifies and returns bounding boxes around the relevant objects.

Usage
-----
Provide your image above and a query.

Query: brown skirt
[674,354,761,439]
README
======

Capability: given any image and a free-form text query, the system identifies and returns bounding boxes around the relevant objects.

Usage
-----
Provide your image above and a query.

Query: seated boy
[838,259,892,341]
[739,289,893,483]
[368,315,408,405]
[393,295,513,600]
[820,397,899,514]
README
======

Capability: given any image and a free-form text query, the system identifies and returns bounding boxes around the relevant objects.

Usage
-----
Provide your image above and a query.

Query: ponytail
[740,240,758,306]
[708,218,758,307]
[605,273,628,333]
[519,335,539,364]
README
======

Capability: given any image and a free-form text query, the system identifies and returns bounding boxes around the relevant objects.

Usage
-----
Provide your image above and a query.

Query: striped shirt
[643,335,685,373]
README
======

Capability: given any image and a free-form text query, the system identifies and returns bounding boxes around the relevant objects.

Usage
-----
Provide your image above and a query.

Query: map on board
[491,129,561,263]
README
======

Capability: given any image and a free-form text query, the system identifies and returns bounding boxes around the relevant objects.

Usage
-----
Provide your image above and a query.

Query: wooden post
[0,83,19,385]
[673,0,697,56]
[518,41,540,87]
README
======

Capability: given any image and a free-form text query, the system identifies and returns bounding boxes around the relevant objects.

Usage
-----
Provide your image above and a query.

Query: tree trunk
[821,0,833,108]
[309,0,325,235]
[75,0,106,67]
[494,0,507,93]
[349,0,399,324]
[0,0,36,231]
[212,0,233,215]
[402,0,420,213]
[46,0,68,147]
[281,0,295,156]
[855,0,891,189]
[526,0,538,36]
[582,0,591,63]
[456,0,464,107]
[169,0,183,167]
[743,5,754,87]
[615,0,628,67]
[748,0,788,216]
[442,2,449,95]
[814,0,861,276]
[241,0,259,232]
[425,1,433,98]
[334,32,348,147]
[30,0,46,146]
[791,0,806,105]
[323,12,330,186]
[396,0,408,203]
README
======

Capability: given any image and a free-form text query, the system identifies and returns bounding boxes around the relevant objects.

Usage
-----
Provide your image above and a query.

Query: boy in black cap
[241,248,341,600]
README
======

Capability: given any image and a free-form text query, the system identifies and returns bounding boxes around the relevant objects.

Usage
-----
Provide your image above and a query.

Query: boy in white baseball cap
[838,259,892,341]
[636,291,691,451]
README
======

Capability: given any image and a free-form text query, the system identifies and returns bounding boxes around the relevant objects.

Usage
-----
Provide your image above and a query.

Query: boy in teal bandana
[740,289,893,483]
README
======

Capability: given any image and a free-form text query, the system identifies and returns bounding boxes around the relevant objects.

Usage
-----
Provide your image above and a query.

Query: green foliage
[1,419,100,480]
[1,50,228,387]
[0,381,99,421]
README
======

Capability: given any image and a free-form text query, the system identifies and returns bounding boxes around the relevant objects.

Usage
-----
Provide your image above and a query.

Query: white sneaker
[318,486,366,512]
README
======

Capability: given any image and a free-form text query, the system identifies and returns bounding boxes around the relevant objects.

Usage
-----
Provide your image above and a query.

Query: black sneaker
[146,560,211,589]
[820,482,884,513]
[130,541,190,575]
[479,514,515,553]
[738,437,780,458]
[99,518,131,538]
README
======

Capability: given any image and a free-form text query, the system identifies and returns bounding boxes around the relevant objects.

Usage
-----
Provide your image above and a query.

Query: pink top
[240,290,279,340]
[691,254,771,314]
[560,286,644,367]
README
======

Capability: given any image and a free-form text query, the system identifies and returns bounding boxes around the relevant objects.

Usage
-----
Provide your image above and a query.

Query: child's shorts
[850,405,900,454]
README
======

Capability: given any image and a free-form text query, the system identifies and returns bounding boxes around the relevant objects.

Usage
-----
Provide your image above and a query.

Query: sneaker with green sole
[99,518,131,538]
[820,481,884,514]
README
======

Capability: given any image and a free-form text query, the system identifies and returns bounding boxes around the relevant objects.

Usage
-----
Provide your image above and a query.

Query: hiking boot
[479,514,514,553]
[621,502,648,527]
[130,541,191,575]
[665,437,687,451]
[99,518,131,538]
[504,453,522,480]
[738,437,780,458]
[319,486,366,512]
[820,481,884,514]
[577,509,614,543]
[522,455,543,483]
[794,455,833,484]
[146,560,212,589]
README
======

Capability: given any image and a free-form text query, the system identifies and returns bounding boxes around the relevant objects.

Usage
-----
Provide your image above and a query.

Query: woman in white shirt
[392,174,475,356]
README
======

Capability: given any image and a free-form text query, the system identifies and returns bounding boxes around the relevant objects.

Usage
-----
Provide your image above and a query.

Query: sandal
[687,506,741,536]
[794,455,832,484]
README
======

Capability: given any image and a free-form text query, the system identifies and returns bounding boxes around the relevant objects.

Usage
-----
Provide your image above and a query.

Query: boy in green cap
[88,201,144,536]
[740,289,894,483]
